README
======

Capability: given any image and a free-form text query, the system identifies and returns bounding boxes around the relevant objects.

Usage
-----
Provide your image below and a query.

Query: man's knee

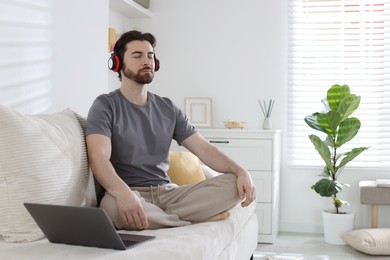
[214,173,240,200]
[219,173,238,188]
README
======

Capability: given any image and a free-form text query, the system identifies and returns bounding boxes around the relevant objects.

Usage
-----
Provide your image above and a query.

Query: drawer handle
[210,140,229,144]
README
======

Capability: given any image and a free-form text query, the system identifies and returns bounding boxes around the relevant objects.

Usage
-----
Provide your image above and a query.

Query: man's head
[109,30,160,83]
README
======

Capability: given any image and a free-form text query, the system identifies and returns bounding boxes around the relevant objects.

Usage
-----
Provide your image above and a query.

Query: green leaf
[309,134,334,173]
[311,178,343,197]
[304,113,325,132]
[338,94,361,122]
[340,198,350,206]
[320,166,332,177]
[334,197,349,208]
[337,147,369,169]
[327,84,351,112]
[317,111,341,137]
[335,117,361,147]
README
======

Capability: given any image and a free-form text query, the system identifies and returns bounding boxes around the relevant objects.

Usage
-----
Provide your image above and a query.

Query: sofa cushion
[0,202,257,259]
[342,228,390,255]
[167,151,206,185]
[0,106,91,242]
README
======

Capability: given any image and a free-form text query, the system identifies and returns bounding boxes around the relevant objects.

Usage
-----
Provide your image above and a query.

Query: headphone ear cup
[154,57,160,72]
[108,53,121,72]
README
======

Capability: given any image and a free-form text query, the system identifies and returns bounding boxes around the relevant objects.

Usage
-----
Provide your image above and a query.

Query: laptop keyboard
[118,232,156,248]
[118,233,139,247]
[122,239,138,247]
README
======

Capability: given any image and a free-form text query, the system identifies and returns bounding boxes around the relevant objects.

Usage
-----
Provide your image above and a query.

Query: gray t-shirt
[86,90,196,187]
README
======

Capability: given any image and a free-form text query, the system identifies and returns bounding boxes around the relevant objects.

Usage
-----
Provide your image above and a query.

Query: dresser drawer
[207,138,273,171]
[251,171,272,203]
[256,203,272,234]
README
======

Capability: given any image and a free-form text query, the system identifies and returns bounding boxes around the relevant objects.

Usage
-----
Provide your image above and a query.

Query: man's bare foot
[192,211,230,224]
[207,211,230,221]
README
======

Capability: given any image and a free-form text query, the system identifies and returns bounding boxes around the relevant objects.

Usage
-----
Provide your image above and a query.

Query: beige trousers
[100,173,240,230]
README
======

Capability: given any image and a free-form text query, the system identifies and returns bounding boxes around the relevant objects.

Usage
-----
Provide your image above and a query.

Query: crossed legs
[100,173,240,230]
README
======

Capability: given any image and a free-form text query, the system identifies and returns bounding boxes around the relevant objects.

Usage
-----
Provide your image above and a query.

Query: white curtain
[288,0,390,168]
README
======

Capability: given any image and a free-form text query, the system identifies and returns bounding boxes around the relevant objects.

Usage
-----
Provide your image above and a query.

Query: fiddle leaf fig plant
[304,84,369,213]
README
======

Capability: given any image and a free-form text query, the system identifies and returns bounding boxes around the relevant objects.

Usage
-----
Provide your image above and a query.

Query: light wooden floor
[253,232,390,260]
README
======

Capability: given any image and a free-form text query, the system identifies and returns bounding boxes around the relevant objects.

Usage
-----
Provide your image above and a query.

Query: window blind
[288,0,390,168]
[0,0,52,114]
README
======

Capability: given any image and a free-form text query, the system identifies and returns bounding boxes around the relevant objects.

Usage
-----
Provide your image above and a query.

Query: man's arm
[86,134,148,229]
[181,132,256,207]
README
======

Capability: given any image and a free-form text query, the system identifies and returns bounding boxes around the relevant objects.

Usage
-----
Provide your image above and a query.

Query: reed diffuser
[258,99,275,129]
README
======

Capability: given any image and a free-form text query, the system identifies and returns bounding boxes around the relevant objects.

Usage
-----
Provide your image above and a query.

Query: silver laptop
[24,203,155,250]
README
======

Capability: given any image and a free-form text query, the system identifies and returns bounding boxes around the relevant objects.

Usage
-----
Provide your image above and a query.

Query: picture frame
[185,97,212,128]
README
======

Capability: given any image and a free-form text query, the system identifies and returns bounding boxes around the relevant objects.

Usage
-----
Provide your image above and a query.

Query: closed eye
[131,51,144,58]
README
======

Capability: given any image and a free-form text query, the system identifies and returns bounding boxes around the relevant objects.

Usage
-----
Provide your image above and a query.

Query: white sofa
[0,106,258,260]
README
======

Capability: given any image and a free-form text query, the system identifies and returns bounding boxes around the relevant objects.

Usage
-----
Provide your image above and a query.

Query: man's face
[121,40,155,84]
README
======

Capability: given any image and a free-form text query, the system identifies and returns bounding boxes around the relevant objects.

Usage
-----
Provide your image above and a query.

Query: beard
[122,65,154,84]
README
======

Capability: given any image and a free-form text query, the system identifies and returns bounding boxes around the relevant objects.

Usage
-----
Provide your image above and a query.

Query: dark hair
[114,30,156,71]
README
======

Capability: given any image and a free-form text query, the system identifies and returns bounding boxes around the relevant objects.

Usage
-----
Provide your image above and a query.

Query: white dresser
[196,129,281,243]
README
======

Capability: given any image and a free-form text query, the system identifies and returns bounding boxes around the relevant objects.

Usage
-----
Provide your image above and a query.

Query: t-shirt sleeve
[172,101,196,145]
[86,95,113,138]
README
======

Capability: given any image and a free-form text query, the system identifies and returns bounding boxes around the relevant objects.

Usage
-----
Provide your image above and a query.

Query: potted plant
[304,84,369,245]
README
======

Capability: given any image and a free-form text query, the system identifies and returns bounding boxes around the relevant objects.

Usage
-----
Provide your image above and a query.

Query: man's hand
[116,189,148,230]
[236,170,256,207]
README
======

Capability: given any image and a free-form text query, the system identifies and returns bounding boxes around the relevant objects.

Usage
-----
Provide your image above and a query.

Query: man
[86,30,255,230]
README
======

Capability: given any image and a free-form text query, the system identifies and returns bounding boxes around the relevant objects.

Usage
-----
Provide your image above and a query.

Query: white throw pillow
[0,106,90,242]
[342,228,390,255]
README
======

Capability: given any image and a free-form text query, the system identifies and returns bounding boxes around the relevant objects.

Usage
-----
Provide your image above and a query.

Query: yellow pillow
[167,151,206,185]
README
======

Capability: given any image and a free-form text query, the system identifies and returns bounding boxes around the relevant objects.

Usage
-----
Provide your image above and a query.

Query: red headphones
[108,51,160,72]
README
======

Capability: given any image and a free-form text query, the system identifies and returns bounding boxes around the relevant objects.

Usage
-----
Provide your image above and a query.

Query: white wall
[116,0,288,130]
[49,0,109,116]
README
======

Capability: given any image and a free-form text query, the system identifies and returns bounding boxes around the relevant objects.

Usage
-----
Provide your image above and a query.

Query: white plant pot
[322,209,355,245]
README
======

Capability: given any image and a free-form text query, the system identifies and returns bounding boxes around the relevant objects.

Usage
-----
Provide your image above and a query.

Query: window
[288,0,390,168]
[0,0,52,114]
